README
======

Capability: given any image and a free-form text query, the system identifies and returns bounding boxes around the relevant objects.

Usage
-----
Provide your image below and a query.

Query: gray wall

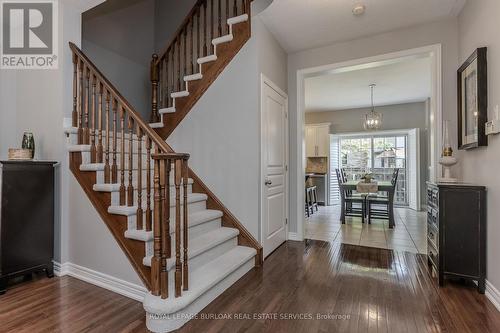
[287,19,459,236]
[82,0,156,120]
[457,0,500,295]
[306,102,430,205]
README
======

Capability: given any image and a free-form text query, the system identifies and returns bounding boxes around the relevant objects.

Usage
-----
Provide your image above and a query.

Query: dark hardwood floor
[1,241,499,332]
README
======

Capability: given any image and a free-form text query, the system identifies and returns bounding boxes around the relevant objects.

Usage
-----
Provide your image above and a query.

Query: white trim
[295,44,443,241]
[260,73,289,258]
[287,232,301,241]
[486,280,500,313]
[53,261,146,302]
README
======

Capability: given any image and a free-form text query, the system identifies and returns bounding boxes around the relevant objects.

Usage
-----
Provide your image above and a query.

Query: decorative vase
[22,132,35,159]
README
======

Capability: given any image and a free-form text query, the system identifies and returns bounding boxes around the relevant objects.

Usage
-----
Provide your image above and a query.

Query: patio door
[331,130,420,208]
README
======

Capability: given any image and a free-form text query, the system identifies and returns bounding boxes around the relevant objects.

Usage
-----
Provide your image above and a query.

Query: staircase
[66,1,260,332]
[149,0,251,139]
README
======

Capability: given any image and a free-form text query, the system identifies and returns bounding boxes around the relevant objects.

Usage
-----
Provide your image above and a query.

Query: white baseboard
[288,232,302,241]
[486,280,500,313]
[53,261,146,302]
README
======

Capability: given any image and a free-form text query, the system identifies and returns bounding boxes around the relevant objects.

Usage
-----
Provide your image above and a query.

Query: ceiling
[305,56,431,112]
[259,0,466,53]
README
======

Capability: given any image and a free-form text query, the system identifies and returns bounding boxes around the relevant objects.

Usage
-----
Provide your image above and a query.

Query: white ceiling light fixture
[352,4,366,16]
[364,84,383,130]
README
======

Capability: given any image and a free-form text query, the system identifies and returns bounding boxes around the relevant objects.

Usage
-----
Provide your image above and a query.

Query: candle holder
[439,120,458,183]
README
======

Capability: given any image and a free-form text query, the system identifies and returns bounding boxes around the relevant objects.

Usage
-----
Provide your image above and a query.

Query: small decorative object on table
[361,173,373,183]
[8,148,32,161]
[439,120,458,183]
[22,132,35,159]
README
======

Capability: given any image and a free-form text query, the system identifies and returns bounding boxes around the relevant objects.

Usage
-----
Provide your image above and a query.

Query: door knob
[265,179,272,186]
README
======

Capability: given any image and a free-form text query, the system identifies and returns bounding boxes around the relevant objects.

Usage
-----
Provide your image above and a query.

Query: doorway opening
[296,45,442,251]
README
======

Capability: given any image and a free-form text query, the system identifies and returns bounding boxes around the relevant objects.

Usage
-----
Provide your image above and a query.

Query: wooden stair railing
[150,0,251,137]
[70,42,190,299]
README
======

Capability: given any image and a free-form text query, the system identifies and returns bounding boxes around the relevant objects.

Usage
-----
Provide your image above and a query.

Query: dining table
[340,180,395,228]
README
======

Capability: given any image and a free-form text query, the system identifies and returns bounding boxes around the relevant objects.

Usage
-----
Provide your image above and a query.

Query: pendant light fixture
[364,84,382,130]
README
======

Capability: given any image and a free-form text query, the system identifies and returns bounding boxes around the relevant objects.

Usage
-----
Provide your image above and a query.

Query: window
[337,134,408,206]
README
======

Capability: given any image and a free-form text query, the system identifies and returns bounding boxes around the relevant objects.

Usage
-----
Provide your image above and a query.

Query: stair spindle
[127,116,134,207]
[151,157,161,296]
[233,0,237,16]
[177,37,181,92]
[136,126,143,229]
[218,0,222,37]
[182,158,189,291]
[174,159,183,297]
[104,91,111,183]
[226,0,229,35]
[197,5,201,60]
[184,26,187,79]
[190,17,194,74]
[146,137,152,231]
[112,99,118,183]
[119,105,126,205]
[90,74,97,163]
[72,53,78,127]
[211,0,214,50]
[150,54,159,123]
[78,60,84,144]
[204,1,208,56]
[96,82,103,163]
[83,66,90,144]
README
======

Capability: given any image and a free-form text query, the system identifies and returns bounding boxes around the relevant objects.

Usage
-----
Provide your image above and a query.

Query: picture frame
[457,47,488,150]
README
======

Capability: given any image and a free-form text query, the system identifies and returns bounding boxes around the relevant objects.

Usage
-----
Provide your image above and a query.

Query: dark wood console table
[0,160,57,294]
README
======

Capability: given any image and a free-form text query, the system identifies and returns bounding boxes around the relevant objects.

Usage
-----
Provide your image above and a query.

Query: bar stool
[310,186,319,212]
[305,187,313,217]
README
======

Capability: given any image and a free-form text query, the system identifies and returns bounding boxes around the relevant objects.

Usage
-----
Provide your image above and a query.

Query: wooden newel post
[150,54,160,123]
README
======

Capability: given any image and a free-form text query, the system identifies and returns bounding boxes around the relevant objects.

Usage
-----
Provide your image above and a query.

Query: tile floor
[305,205,427,254]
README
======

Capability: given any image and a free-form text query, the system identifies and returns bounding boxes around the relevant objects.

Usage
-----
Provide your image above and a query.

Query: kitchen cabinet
[305,123,330,157]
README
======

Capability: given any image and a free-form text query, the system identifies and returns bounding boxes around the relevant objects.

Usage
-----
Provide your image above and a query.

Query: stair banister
[70,42,191,299]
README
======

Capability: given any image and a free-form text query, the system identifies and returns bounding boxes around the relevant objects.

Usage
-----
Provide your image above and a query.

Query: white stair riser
[95,169,188,186]
[111,185,193,206]
[145,257,255,333]
[67,134,149,150]
[80,151,149,165]
[95,169,151,185]
[145,235,237,278]
[139,216,221,257]
[126,199,207,230]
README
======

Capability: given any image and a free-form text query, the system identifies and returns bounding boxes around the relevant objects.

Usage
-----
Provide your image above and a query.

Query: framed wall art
[457,47,488,150]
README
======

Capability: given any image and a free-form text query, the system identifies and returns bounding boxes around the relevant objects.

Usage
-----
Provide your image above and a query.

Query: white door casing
[261,75,288,258]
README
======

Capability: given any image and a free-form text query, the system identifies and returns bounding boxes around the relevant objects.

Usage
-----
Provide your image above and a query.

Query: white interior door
[261,79,288,259]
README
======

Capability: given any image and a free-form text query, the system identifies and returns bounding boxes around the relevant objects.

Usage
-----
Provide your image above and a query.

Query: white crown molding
[53,261,146,302]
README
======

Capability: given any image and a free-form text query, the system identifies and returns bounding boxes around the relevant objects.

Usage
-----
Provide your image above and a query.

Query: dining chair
[336,169,365,224]
[366,168,399,224]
